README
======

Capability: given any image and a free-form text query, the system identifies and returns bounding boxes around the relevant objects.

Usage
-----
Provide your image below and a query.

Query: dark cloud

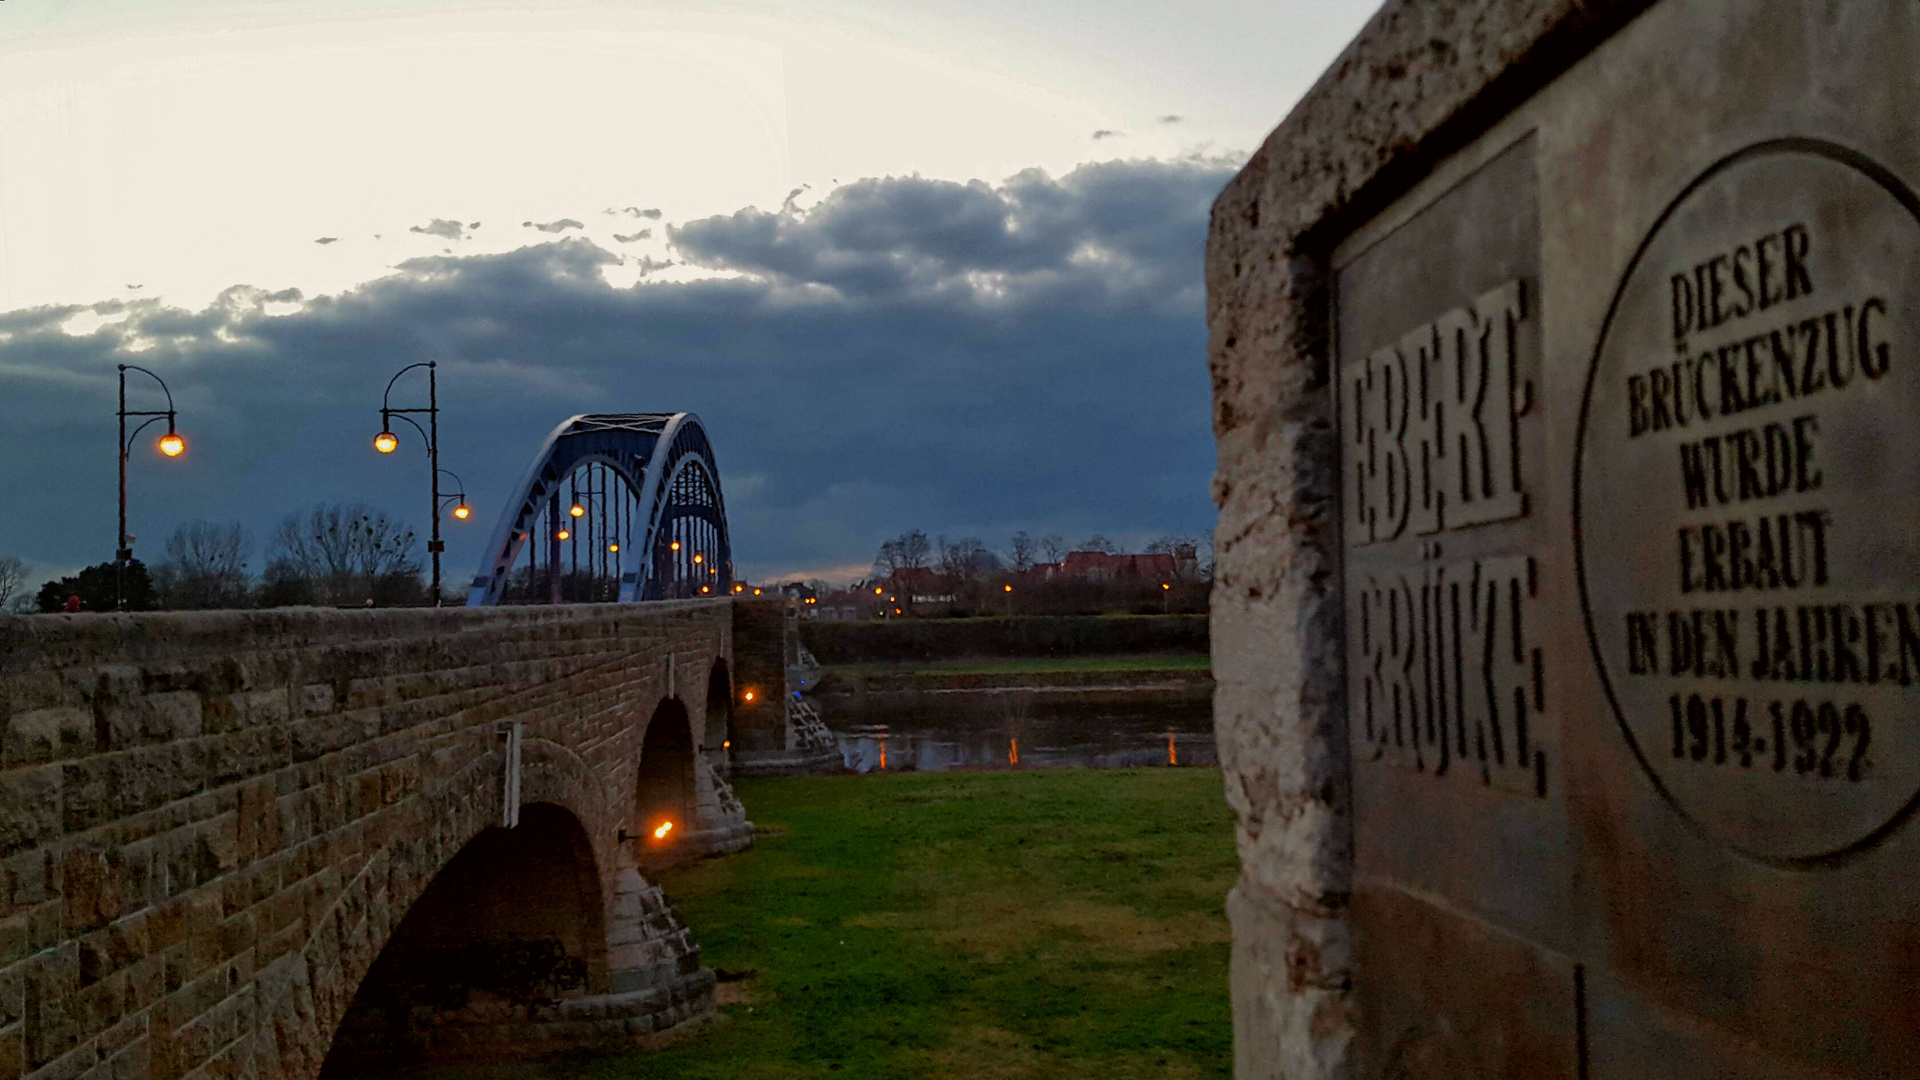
[524,218,585,233]
[605,206,662,220]
[410,218,469,240]
[0,158,1231,581]
[612,230,653,244]
[1091,129,1122,140]
[1159,114,1183,124]
[314,237,338,245]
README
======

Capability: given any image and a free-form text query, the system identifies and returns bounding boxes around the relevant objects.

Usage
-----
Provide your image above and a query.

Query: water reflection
[836,714,1217,773]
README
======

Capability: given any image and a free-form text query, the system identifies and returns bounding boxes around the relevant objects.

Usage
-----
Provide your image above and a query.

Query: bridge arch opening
[468,413,734,605]
[705,660,732,756]
[637,698,698,862]
[320,803,607,1076]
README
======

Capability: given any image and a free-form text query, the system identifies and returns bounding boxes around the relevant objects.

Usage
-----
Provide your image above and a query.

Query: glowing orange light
[570,504,585,518]
[894,608,901,615]
[723,740,730,750]
[1003,584,1013,592]
[874,586,882,594]
[608,543,619,552]
[670,541,681,551]
[693,553,703,564]
[452,505,471,520]
[557,529,571,541]
[653,821,674,840]
[701,585,710,594]
[743,690,755,702]
[753,588,762,596]
[1168,731,1178,766]
[1010,738,1019,765]
[373,431,398,454]
[158,433,185,457]
[1162,582,1171,590]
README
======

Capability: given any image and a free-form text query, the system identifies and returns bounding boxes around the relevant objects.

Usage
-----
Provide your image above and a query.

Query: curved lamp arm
[380,361,435,412]
[120,364,176,413]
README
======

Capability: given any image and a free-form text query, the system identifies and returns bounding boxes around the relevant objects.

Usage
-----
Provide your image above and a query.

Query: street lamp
[374,361,456,605]
[439,468,474,525]
[117,364,185,610]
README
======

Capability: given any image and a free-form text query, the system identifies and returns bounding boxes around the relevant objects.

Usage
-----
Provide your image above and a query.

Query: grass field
[825,653,1213,678]
[433,768,1237,1079]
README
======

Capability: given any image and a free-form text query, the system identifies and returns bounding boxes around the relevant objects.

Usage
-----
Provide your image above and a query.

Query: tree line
[0,503,433,613]
[872,529,1211,580]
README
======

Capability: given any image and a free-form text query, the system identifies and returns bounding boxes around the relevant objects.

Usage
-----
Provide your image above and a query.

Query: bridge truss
[467,413,733,606]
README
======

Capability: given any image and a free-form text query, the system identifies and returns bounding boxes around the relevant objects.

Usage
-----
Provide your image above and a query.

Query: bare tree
[154,521,251,609]
[1078,534,1119,555]
[269,503,423,606]
[1008,531,1035,571]
[1039,534,1066,564]
[938,537,992,581]
[872,529,932,578]
[0,556,27,610]
[1147,534,1207,581]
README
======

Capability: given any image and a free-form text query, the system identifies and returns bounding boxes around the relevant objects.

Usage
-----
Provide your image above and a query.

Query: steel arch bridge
[467,413,733,606]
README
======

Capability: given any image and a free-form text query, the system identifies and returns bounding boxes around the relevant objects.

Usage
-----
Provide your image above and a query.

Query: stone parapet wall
[1205,2,1652,1077]
[0,600,735,1080]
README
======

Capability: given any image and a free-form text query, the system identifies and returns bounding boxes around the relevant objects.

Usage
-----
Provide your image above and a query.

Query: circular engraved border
[1572,137,1920,869]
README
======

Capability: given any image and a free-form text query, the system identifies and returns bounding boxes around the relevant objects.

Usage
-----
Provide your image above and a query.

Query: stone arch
[318,802,607,1075]
[636,697,698,863]
[705,659,733,755]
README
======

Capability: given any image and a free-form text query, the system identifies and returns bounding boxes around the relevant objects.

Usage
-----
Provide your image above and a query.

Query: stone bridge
[0,597,806,1080]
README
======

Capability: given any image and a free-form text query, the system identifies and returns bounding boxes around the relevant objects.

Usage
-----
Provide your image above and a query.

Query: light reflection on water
[835,715,1218,773]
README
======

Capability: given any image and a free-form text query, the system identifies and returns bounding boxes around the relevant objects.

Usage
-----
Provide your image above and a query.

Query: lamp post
[373,361,460,605]
[117,364,185,611]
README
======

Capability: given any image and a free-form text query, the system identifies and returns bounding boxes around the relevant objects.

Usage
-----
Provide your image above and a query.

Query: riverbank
[425,769,1236,1078]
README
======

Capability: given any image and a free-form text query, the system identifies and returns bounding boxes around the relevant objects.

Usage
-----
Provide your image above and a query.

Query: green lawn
[826,653,1213,678]
[453,769,1237,1079]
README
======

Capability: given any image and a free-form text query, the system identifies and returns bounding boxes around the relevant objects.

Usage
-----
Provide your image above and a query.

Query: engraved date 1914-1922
[1668,692,1871,781]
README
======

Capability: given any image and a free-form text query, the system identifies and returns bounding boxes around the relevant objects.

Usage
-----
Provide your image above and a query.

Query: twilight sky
[0,0,1378,586]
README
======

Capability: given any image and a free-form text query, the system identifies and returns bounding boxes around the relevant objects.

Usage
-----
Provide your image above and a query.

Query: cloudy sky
[0,0,1377,587]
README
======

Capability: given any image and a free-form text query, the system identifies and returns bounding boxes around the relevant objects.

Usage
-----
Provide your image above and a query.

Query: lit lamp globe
[157,432,185,457]
[373,431,399,454]
[452,504,471,521]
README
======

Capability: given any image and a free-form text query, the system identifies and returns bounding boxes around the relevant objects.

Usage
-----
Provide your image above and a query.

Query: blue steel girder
[467,412,733,605]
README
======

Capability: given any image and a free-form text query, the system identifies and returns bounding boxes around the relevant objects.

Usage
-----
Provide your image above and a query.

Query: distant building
[1037,550,1179,583]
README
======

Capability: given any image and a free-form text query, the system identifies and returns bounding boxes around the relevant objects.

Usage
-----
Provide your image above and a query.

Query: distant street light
[439,469,474,527]
[374,361,460,605]
[117,364,186,610]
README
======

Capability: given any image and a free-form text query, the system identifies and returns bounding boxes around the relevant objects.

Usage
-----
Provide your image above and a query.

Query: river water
[831,708,1218,773]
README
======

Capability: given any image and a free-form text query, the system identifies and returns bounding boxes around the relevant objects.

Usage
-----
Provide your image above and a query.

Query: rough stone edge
[1204,2,1657,1077]
[0,598,733,674]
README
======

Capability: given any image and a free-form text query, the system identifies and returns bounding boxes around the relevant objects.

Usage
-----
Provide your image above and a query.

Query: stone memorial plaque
[1340,136,1550,811]
[1217,1,1920,1076]
[1577,141,1920,863]
[1338,135,1580,1079]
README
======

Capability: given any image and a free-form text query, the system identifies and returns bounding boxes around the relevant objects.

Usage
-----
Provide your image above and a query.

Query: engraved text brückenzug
[1346,280,1547,796]
[1615,221,1890,784]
